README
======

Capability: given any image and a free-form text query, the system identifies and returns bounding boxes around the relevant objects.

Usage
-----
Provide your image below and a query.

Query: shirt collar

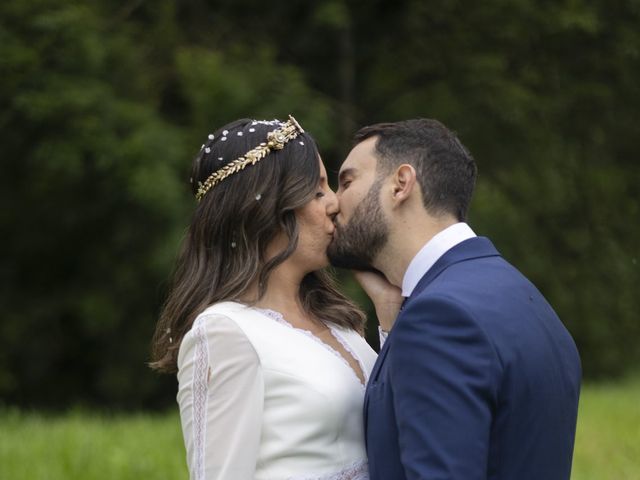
[401,222,476,297]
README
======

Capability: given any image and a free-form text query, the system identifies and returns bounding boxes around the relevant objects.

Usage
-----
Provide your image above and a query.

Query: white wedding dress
[177,301,377,480]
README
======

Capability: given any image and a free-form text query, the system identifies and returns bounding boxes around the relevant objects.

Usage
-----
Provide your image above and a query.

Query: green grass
[1,377,639,479]
[572,376,640,479]
[0,410,187,480]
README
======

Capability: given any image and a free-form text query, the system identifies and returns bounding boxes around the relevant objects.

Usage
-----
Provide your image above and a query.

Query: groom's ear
[390,164,418,205]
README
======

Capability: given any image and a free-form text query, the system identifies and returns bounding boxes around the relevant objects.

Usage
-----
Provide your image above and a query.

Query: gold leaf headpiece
[195,115,305,201]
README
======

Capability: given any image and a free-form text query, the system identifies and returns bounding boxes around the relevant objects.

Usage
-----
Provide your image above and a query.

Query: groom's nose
[326,189,339,216]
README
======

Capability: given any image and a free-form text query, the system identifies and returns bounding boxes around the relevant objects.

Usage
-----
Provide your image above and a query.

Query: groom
[328,119,581,480]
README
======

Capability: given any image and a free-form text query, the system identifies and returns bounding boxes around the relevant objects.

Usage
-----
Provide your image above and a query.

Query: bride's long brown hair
[150,118,365,374]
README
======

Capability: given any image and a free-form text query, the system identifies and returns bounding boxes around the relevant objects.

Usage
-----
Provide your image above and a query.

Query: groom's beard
[327,180,388,271]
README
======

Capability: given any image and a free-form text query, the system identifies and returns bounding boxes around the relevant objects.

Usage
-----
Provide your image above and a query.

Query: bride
[150,116,399,480]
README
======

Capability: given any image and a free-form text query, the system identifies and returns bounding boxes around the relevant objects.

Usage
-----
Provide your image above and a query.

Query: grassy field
[1,377,639,479]
[0,409,188,480]
[571,376,640,479]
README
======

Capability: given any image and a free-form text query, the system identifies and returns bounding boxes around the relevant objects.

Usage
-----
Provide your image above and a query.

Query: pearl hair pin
[195,115,305,201]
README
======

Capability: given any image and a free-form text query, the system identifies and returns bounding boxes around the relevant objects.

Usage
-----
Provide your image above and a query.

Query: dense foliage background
[1,0,638,410]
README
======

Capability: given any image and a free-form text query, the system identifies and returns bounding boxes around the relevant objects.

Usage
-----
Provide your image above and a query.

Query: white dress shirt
[401,222,476,297]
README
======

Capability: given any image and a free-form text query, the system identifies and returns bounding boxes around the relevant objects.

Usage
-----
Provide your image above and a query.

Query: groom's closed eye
[338,168,356,190]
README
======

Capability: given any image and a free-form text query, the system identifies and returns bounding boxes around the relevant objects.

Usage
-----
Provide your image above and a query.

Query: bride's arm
[353,271,404,334]
[177,314,264,480]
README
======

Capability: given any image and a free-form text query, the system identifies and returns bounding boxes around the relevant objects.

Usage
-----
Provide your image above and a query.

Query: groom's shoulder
[405,253,540,325]
[435,242,534,293]
[424,258,508,295]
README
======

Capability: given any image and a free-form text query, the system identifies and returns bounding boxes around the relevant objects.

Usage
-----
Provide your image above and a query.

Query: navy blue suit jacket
[364,237,581,480]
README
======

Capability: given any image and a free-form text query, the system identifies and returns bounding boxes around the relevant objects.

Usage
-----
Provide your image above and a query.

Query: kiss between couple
[150,116,581,480]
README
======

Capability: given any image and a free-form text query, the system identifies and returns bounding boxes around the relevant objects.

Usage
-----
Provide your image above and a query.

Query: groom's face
[327,137,389,270]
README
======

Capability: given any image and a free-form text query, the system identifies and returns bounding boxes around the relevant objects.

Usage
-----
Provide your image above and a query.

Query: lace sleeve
[177,314,264,480]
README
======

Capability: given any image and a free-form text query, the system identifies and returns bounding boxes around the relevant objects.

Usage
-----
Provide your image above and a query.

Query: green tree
[1,0,638,410]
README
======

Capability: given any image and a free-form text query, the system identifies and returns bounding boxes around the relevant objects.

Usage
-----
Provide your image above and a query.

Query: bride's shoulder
[192,301,279,338]
[178,302,264,370]
[196,300,259,322]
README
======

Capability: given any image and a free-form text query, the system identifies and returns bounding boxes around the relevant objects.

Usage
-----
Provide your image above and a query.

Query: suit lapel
[363,335,391,435]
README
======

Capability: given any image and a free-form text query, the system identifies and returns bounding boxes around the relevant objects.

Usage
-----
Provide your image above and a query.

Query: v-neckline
[253,307,367,387]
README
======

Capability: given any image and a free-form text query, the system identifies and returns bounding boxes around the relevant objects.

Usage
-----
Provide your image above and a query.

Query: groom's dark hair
[353,119,477,221]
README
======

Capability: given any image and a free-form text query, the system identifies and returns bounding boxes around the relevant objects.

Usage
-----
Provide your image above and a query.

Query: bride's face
[293,158,339,272]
